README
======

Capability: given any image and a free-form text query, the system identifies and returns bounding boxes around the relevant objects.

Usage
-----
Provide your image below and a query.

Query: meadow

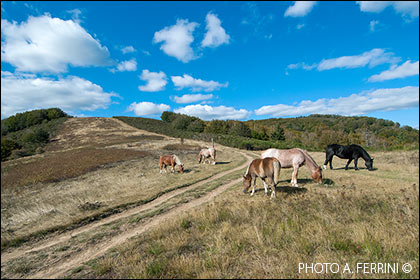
[1,117,418,279]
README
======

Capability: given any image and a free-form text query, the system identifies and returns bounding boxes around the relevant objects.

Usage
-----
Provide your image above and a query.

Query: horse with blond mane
[243,157,281,199]
[159,154,184,173]
[261,148,322,188]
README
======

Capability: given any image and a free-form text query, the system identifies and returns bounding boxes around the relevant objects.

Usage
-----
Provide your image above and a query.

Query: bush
[1,138,21,161]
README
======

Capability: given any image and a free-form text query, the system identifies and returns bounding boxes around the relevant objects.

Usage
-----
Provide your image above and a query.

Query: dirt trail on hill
[27,154,251,279]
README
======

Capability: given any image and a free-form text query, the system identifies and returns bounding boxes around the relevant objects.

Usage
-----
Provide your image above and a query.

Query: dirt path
[2,152,253,279]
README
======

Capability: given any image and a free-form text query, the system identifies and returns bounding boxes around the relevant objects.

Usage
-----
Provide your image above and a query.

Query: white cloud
[368,61,419,82]
[369,20,379,32]
[1,71,118,119]
[296,23,305,30]
[138,69,167,92]
[284,1,317,17]
[201,12,230,48]
[153,19,198,63]
[171,74,228,92]
[111,58,137,72]
[288,49,400,74]
[174,104,250,120]
[255,86,419,117]
[121,45,137,54]
[357,1,419,19]
[287,62,317,70]
[317,48,399,71]
[127,101,170,116]
[172,94,214,104]
[1,15,111,73]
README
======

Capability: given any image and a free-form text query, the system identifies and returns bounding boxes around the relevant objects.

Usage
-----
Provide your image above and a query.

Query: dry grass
[83,150,419,279]
[1,144,243,249]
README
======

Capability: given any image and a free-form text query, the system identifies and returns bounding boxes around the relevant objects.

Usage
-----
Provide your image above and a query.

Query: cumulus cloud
[138,69,167,92]
[357,1,419,19]
[201,12,230,48]
[153,19,199,63]
[284,1,317,17]
[121,45,137,54]
[172,94,214,104]
[171,74,228,92]
[174,104,250,120]
[255,86,419,117]
[1,15,111,73]
[368,60,419,82]
[127,101,170,116]
[110,58,137,73]
[1,71,118,118]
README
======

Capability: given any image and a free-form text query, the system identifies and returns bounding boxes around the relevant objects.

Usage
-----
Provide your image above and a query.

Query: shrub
[1,138,21,161]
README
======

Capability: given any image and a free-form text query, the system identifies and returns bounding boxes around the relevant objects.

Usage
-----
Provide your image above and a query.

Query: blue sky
[1,1,419,128]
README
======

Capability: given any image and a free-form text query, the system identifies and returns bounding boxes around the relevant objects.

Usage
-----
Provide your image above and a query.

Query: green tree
[270,124,285,141]
[161,111,178,123]
[1,138,21,161]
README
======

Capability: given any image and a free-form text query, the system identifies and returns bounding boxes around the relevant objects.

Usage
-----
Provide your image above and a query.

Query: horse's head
[365,158,374,171]
[312,167,323,184]
[197,153,202,163]
[179,164,184,173]
[242,175,252,193]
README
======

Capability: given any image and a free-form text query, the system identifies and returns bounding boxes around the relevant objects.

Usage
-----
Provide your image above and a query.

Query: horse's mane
[172,155,182,165]
[244,160,252,176]
[296,148,319,168]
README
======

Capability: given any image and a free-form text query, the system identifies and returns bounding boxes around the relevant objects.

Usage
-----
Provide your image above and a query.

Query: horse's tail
[273,158,280,185]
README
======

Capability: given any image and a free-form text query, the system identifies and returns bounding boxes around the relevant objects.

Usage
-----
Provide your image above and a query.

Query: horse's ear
[371,158,374,161]
[242,175,246,179]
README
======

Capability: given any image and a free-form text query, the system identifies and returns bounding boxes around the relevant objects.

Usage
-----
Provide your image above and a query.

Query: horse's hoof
[323,165,327,170]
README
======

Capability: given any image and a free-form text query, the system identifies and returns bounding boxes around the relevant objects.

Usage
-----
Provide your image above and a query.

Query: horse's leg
[344,158,353,170]
[263,181,268,196]
[160,162,163,174]
[329,156,334,169]
[354,157,359,170]
[323,153,331,170]
[268,178,276,199]
[250,177,257,196]
[291,166,299,187]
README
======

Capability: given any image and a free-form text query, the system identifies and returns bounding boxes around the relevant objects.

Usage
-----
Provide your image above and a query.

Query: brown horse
[261,148,322,188]
[159,154,184,173]
[243,157,281,199]
[198,147,216,165]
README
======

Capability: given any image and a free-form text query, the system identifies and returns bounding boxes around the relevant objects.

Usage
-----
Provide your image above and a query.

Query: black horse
[323,144,374,171]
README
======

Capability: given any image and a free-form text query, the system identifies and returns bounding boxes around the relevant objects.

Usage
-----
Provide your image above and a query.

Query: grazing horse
[243,157,281,199]
[323,144,374,171]
[159,154,184,173]
[261,148,322,188]
[198,147,216,165]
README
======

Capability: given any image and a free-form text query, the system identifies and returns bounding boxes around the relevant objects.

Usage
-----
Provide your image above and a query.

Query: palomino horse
[159,154,184,173]
[198,147,216,165]
[323,144,374,171]
[261,148,322,188]
[243,157,281,199]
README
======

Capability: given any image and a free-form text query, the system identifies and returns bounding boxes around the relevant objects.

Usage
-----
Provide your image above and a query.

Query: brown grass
[82,150,419,279]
